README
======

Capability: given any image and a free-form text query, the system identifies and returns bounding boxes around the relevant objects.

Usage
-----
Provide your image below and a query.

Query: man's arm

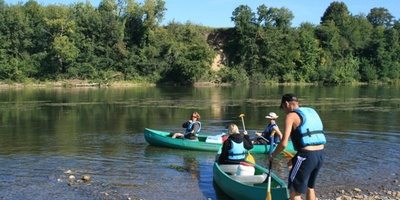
[271,113,295,159]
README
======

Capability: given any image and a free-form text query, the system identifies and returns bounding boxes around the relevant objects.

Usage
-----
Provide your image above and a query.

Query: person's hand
[188,120,193,123]
[287,159,293,169]
[243,131,248,135]
[255,132,261,136]
[268,154,273,161]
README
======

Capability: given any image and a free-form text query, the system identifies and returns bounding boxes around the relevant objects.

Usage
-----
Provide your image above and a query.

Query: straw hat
[265,112,278,119]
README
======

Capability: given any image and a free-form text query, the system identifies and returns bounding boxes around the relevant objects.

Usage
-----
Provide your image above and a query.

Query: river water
[0,85,399,199]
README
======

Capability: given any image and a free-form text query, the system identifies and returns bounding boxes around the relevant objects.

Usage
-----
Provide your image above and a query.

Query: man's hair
[280,93,298,108]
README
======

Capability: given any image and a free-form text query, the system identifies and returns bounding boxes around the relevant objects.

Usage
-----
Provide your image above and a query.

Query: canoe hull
[144,128,221,151]
[144,128,296,154]
[213,162,289,200]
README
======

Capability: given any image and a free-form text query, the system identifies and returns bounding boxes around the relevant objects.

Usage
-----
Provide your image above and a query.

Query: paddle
[258,135,294,158]
[266,131,275,200]
[239,114,255,163]
[239,114,246,131]
[282,149,294,158]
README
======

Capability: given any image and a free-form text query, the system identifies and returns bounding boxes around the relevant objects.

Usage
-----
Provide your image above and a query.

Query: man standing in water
[270,94,326,200]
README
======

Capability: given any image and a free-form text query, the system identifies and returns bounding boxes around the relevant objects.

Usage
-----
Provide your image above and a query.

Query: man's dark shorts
[288,149,324,193]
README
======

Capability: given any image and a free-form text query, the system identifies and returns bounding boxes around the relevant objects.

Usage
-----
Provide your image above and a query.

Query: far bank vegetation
[0,0,399,86]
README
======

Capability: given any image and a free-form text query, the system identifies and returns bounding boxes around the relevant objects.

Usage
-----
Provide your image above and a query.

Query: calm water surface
[0,85,399,199]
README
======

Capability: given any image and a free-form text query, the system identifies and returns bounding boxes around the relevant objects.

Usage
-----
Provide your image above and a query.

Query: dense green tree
[41,5,78,76]
[0,2,37,81]
[346,14,373,56]
[320,1,350,29]
[256,5,293,29]
[383,29,400,81]
[394,19,400,31]
[162,23,215,84]
[366,26,390,81]
[293,23,321,82]
[367,7,394,28]
[228,4,259,75]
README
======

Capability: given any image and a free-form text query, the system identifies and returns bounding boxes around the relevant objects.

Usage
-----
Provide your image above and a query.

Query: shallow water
[0,86,399,199]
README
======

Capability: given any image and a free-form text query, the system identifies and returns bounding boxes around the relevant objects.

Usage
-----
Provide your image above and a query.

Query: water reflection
[184,157,200,180]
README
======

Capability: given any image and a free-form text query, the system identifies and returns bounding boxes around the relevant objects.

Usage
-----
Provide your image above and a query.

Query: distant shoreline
[0,80,392,89]
[0,81,156,89]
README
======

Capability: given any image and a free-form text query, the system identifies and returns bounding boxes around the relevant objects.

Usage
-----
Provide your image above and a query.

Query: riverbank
[321,188,400,200]
[318,175,400,200]
[0,80,156,88]
[1,79,377,89]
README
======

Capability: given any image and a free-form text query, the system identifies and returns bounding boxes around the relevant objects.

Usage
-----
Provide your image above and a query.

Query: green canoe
[213,161,289,200]
[143,128,296,154]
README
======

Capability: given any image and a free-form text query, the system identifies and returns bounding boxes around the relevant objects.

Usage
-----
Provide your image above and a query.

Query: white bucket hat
[265,112,278,119]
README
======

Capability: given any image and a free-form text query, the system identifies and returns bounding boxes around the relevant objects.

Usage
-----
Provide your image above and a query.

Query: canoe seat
[219,164,240,175]
[231,173,268,185]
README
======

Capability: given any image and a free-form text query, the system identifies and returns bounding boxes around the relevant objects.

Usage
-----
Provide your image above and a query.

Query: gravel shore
[317,177,400,200]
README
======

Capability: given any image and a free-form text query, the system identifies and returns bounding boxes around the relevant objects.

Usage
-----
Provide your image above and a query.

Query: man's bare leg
[306,188,316,200]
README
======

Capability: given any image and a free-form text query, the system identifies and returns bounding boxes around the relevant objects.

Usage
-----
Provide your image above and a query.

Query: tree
[161,23,214,84]
[228,5,259,74]
[42,5,78,75]
[367,7,394,28]
[320,1,350,29]
[293,23,321,82]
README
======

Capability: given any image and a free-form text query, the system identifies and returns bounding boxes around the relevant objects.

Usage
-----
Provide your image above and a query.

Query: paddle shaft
[240,116,246,131]
[239,114,255,163]
[258,135,294,158]
[266,132,275,200]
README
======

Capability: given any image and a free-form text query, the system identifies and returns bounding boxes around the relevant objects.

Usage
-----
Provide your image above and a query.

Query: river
[0,85,399,199]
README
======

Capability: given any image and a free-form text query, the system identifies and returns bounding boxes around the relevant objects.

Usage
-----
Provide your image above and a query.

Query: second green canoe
[144,128,296,154]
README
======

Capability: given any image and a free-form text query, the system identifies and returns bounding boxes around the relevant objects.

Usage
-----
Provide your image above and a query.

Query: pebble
[82,175,90,182]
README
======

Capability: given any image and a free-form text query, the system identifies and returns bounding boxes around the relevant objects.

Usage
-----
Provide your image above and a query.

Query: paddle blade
[246,152,255,163]
[283,150,294,158]
[266,174,272,200]
[267,189,272,200]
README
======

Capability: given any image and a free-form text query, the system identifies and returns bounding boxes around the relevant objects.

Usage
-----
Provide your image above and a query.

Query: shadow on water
[213,180,233,200]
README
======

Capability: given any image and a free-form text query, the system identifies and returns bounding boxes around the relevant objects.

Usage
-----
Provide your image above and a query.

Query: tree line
[1,0,399,85]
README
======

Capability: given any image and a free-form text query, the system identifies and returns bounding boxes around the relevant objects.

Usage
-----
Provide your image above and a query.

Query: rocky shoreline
[320,188,400,200]
[317,177,399,200]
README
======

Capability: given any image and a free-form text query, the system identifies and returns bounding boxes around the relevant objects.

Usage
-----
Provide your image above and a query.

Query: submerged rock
[82,175,90,182]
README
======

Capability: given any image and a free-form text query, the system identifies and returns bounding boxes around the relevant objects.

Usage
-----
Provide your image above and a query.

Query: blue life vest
[184,121,201,136]
[292,107,326,150]
[228,139,246,160]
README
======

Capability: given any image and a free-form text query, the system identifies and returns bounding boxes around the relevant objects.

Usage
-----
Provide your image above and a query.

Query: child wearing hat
[253,112,283,145]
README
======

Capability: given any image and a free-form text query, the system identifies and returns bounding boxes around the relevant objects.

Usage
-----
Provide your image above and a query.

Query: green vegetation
[0,0,399,85]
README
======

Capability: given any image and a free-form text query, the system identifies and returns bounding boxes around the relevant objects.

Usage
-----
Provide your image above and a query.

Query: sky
[6,0,400,28]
